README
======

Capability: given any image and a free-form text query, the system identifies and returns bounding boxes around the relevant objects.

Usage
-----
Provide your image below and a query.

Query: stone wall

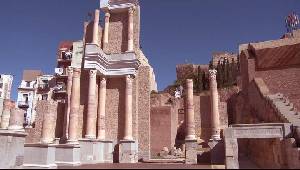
[137,66,151,160]
[150,106,177,157]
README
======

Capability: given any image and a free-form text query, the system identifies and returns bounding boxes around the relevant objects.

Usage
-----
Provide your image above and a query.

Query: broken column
[41,102,56,144]
[209,69,221,140]
[0,100,11,129]
[8,108,24,131]
[119,75,138,163]
[97,77,106,140]
[184,79,197,164]
[92,9,100,45]
[127,7,134,52]
[62,66,73,142]
[85,70,97,139]
[103,12,110,50]
[67,68,81,144]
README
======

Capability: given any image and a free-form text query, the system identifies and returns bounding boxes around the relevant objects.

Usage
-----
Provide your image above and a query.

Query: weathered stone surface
[119,140,138,163]
[185,139,197,164]
[0,130,27,169]
[55,144,81,166]
[23,144,57,168]
[8,108,24,131]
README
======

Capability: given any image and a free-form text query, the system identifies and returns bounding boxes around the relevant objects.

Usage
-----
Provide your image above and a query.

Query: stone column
[185,79,196,140]
[127,7,134,52]
[62,67,73,141]
[8,108,24,131]
[41,103,55,144]
[124,75,133,141]
[67,68,81,144]
[103,12,110,50]
[0,100,11,129]
[92,9,100,45]
[85,70,97,139]
[209,69,221,140]
[97,77,106,140]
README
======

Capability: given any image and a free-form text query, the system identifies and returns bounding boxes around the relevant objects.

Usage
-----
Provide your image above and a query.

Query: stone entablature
[84,43,140,76]
[100,0,138,11]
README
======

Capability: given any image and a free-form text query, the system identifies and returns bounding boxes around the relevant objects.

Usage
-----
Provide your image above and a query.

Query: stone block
[55,144,80,166]
[185,139,197,164]
[23,143,57,168]
[119,140,138,163]
[101,140,113,163]
[78,139,113,164]
[0,130,27,169]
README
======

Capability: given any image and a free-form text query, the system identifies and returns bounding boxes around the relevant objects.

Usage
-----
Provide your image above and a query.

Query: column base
[84,135,96,139]
[23,143,57,168]
[67,139,79,145]
[208,138,224,165]
[119,140,138,163]
[55,144,81,166]
[211,134,221,141]
[7,125,24,131]
[185,139,198,164]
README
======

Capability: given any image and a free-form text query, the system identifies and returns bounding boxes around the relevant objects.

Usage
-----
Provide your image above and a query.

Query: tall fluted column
[0,100,11,129]
[124,75,133,140]
[97,77,106,140]
[67,68,81,144]
[85,70,97,139]
[62,67,73,141]
[185,79,196,140]
[92,9,100,45]
[103,12,110,50]
[127,7,134,52]
[209,69,221,140]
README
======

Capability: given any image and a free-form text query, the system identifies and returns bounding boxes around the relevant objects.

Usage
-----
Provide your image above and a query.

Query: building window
[0,83,3,89]
[42,94,48,101]
[23,94,29,103]
[26,81,30,87]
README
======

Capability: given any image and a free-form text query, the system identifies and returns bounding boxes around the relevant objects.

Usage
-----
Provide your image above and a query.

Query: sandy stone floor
[59,163,225,169]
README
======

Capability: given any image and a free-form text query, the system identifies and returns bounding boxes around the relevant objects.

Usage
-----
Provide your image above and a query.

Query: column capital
[128,7,135,15]
[67,66,73,74]
[89,69,97,78]
[105,12,111,18]
[209,69,217,80]
[100,77,107,84]
[73,68,81,77]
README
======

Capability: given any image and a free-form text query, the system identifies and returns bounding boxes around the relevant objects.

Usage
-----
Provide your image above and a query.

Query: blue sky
[0,0,299,101]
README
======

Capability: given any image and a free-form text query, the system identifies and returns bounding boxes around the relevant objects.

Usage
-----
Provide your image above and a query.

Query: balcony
[18,101,29,108]
[53,84,66,94]
[84,43,140,76]
[38,84,50,91]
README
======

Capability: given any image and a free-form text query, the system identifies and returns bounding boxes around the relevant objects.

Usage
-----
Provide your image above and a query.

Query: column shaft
[63,67,73,140]
[68,68,81,144]
[124,75,133,140]
[103,12,110,50]
[85,70,97,139]
[0,100,11,129]
[97,77,106,140]
[127,8,134,52]
[185,79,196,140]
[209,69,221,140]
[92,9,100,45]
